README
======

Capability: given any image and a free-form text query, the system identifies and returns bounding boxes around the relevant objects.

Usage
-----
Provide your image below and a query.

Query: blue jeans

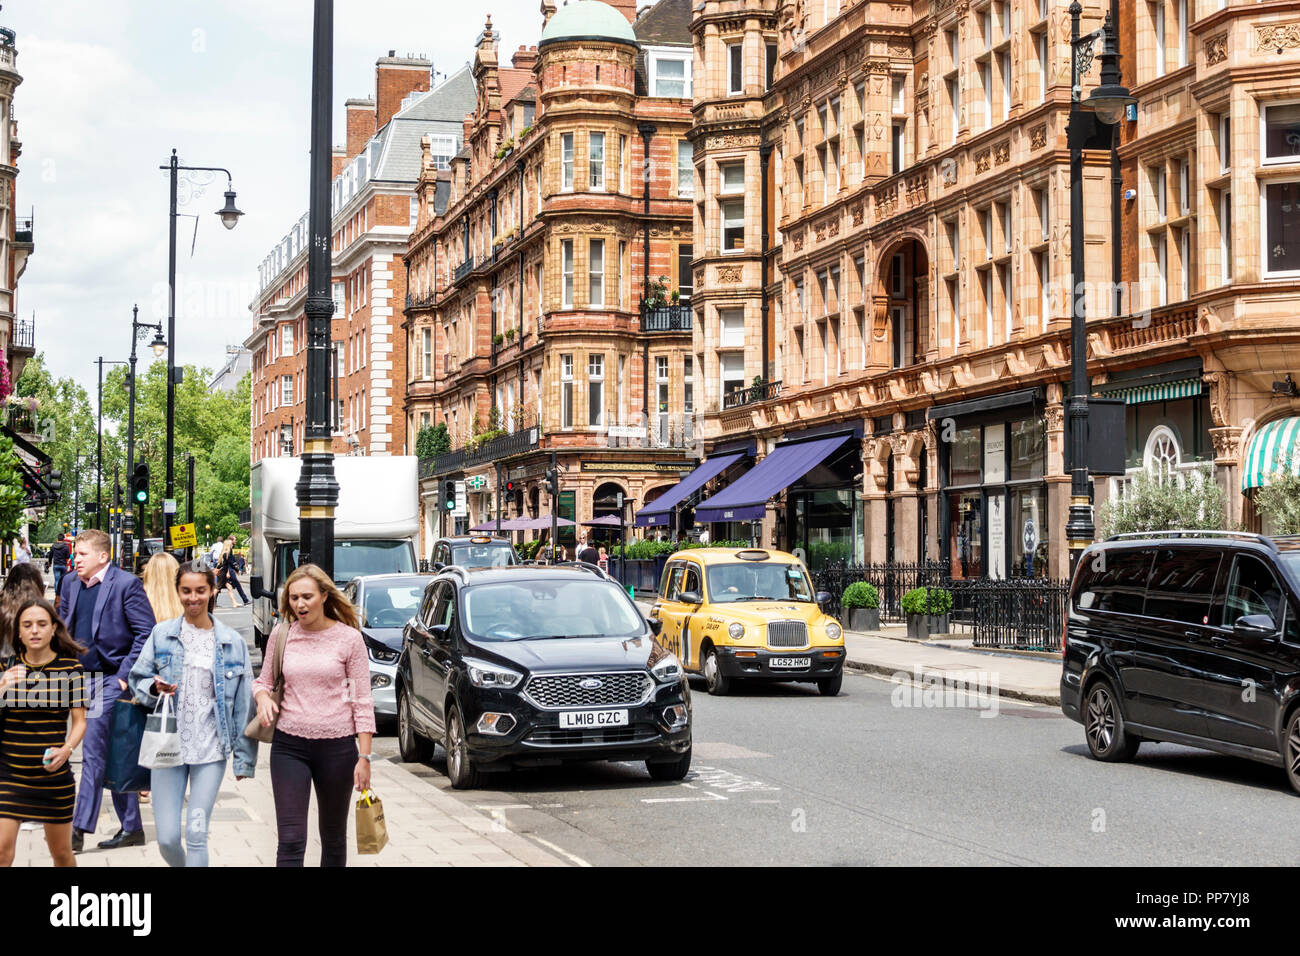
[150,760,227,867]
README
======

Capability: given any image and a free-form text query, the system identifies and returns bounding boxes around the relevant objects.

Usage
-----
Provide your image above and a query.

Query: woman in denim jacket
[129,561,257,867]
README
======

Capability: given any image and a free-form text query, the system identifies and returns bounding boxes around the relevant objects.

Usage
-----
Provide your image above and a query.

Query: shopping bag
[105,699,151,792]
[138,694,183,769]
[355,790,388,855]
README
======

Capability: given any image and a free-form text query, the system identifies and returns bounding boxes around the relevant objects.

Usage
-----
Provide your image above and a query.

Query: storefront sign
[988,494,1006,581]
[580,461,694,473]
[983,423,1006,484]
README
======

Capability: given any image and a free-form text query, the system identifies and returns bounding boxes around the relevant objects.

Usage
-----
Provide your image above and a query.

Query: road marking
[474,804,532,810]
[641,791,727,804]
[527,834,592,867]
[688,765,781,794]
[750,799,781,804]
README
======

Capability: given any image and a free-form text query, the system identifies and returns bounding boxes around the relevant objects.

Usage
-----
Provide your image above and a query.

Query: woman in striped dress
[0,598,87,867]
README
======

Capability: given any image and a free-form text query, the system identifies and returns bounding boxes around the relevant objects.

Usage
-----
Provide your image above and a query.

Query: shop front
[932,389,1049,580]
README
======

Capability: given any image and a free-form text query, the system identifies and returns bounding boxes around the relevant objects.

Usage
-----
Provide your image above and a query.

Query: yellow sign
[169,523,197,549]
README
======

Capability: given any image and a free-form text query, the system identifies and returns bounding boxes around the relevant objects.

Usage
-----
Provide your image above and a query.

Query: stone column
[1211,426,1245,527]
[1043,399,1069,579]
[861,435,889,563]
[892,432,922,563]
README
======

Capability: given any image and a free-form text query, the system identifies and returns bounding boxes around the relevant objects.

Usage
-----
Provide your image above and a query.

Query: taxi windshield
[706,563,814,604]
[450,544,517,568]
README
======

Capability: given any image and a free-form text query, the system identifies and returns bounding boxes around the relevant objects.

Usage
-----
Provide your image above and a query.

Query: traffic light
[505,479,515,494]
[442,479,456,512]
[132,462,150,504]
[47,469,61,494]
[544,467,559,499]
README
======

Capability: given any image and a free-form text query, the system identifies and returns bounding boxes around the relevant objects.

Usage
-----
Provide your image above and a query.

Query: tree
[416,422,450,459]
[0,434,26,541]
[1098,465,1226,537]
[1253,471,1300,535]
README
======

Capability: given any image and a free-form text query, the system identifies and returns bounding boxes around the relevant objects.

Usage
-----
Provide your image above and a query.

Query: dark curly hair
[175,561,219,613]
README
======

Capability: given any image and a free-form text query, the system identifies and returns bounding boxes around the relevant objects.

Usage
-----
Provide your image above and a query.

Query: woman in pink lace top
[253,563,375,867]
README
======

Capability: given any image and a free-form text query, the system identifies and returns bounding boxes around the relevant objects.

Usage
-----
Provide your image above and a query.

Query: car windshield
[706,563,814,603]
[462,579,644,641]
[1281,553,1300,587]
[449,544,517,568]
[281,540,415,585]
[361,583,424,629]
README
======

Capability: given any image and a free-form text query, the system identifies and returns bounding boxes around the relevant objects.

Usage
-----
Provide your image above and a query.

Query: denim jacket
[128,615,258,778]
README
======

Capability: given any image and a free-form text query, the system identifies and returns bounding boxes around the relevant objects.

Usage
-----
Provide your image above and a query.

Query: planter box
[847,607,880,631]
[906,613,950,639]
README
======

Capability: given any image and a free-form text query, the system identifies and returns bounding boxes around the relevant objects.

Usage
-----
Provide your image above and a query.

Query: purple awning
[633,452,744,527]
[692,435,852,524]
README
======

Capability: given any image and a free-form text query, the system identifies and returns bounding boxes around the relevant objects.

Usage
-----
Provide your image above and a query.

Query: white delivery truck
[248,456,420,651]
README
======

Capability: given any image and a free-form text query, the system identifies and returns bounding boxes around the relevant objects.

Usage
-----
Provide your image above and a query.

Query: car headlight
[825,622,842,640]
[363,637,399,664]
[650,652,683,684]
[728,622,746,640]
[463,657,523,690]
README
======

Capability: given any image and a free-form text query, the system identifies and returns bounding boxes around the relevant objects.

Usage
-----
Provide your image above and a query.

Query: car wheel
[444,705,482,790]
[647,745,692,782]
[1284,708,1300,796]
[703,646,731,696]
[817,671,843,697]
[1084,679,1139,762]
[396,688,433,763]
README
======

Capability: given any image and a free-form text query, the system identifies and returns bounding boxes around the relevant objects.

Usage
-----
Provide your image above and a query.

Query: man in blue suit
[58,529,156,853]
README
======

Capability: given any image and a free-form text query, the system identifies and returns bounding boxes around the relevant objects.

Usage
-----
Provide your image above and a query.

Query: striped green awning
[1096,378,1204,405]
[1243,417,1300,491]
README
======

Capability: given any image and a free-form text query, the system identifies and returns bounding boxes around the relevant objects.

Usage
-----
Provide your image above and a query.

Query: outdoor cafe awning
[692,434,853,524]
[1242,416,1300,491]
[634,452,745,528]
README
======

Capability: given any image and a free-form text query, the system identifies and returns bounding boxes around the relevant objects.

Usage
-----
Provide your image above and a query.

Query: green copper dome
[539,1,639,49]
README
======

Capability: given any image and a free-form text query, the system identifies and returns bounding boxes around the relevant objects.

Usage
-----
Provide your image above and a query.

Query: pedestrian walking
[48,534,70,599]
[578,538,599,565]
[0,597,88,867]
[253,563,375,867]
[128,561,256,867]
[217,537,248,608]
[13,538,31,565]
[57,530,156,854]
[141,552,184,622]
[1,564,46,658]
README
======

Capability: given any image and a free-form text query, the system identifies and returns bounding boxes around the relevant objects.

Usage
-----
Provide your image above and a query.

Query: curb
[844,658,1061,707]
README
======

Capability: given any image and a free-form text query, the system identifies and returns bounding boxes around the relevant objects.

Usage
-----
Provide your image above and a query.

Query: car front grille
[525,726,659,747]
[522,672,653,710]
[767,620,809,648]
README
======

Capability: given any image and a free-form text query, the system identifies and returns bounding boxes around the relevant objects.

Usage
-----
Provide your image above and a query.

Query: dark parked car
[396,563,691,789]
[342,573,432,721]
[430,535,518,570]
[1062,531,1300,792]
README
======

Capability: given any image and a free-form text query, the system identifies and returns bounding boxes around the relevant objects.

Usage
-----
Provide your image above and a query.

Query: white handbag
[138,693,183,769]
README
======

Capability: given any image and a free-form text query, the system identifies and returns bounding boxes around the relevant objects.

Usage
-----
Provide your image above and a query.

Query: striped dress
[0,653,86,823]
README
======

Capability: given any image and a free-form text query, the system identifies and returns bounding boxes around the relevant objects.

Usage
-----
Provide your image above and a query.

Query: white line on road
[474,804,533,810]
[642,791,727,804]
[528,834,593,867]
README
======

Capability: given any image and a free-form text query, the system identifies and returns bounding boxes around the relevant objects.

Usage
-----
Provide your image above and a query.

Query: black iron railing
[418,414,541,478]
[4,405,37,436]
[405,291,436,311]
[11,316,34,350]
[642,304,693,333]
[14,216,32,244]
[723,379,781,409]
[814,561,952,622]
[453,257,476,283]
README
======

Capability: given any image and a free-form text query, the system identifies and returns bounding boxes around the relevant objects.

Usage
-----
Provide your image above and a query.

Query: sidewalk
[12,747,565,867]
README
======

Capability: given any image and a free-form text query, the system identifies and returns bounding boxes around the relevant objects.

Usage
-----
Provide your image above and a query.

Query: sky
[8,0,540,387]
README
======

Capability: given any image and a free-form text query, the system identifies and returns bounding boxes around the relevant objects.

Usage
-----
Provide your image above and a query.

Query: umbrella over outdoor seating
[581,515,623,527]
[513,514,576,530]
[469,517,526,532]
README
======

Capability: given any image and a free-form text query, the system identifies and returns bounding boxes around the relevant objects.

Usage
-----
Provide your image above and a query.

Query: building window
[589,239,604,307]
[766,43,777,90]
[421,328,431,379]
[282,324,294,355]
[652,55,690,98]
[677,244,693,301]
[1154,232,1168,305]
[619,134,628,193]
[561,133,574,191]
[589,132,605,190]
[561,354,574,429]
[1263,181,1300,276]
[1263,104,1300,166]
[1151,164,1167,221]
[721,352,745,402]
[1153,1,1166,77]
[721,199,745,252]
[1037,32,1049,101]
[588,353,604,427]
[677,140,694,198]
[1176,0,1188,68]
[1219,190,1233,284]
[1178,226,1191,301]
[281,375,293,406]
[727,42,743,95]
[683,355,694,416]
[562,240,574,307]
[720,308,745,348]
[1218,114,1232,175]
[331,282,345,315]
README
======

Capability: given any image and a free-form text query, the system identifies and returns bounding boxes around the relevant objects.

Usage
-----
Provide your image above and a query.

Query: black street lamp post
[95,357,126,533]
[161,150,242,551]
[296,0,340,577]
[124,303,166,569]
[1067,1,1134,576]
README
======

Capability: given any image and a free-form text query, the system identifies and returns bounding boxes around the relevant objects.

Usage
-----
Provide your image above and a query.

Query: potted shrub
[492,332,504,347]
[504,327,517,343]
[902,586,952,639]
[841,581,880,631]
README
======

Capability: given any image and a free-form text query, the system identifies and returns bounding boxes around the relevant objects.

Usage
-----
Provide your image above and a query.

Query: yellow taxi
[648,548,845,697]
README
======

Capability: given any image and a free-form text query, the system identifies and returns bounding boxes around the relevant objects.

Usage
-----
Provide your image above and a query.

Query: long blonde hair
[142,552,185,621]
[280,563,358,630]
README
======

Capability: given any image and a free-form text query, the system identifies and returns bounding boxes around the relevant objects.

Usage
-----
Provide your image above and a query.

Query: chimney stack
[511,45,538,72]
[606,0,638,24]
[345,98,376,160]
[375,52,432,131]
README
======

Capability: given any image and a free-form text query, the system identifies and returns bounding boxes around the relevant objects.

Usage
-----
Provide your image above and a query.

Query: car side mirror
[678,589,702,605]
[815,590,832,609]
[1233,614,1277,641]
[249,575,275,602]
[647,618,663,636]
[433,562,445,572]
[430,623,452,644]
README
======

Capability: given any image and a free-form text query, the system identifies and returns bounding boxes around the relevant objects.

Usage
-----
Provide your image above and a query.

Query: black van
[1062,532,1300,792]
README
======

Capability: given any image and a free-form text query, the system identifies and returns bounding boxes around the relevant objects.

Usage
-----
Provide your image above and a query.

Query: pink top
[254,620,376,738]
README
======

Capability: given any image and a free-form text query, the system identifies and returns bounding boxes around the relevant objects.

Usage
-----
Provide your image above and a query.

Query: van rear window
[1074,548,1153,615]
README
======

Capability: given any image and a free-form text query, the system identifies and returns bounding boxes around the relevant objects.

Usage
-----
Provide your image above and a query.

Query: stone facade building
[0,21,33,390]
[673,0,1300,579]
[247,56,473,463]
[404,0,697,558]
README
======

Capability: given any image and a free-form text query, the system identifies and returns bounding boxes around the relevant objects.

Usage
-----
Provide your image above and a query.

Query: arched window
[1143,425,1183,485]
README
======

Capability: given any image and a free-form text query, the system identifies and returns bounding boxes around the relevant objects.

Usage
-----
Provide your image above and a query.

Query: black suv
[430,535,518,570]
[1062,531,1300,792]
[396,564,692,789]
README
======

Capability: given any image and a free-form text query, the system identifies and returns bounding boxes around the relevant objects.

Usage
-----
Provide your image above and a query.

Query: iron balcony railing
[419,419,541,478]
[4,406,37,436]
[723,379,781,410]
[11,316,34,350]
[405,290,436,311]
[453,257,477,283]
[14,216,32,244]
[642,304,693,333]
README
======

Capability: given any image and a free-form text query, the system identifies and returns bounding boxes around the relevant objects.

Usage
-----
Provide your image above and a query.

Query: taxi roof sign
[735,549,770,561]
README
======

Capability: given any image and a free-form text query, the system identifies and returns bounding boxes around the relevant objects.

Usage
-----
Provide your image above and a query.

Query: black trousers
[269,730,357,867]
